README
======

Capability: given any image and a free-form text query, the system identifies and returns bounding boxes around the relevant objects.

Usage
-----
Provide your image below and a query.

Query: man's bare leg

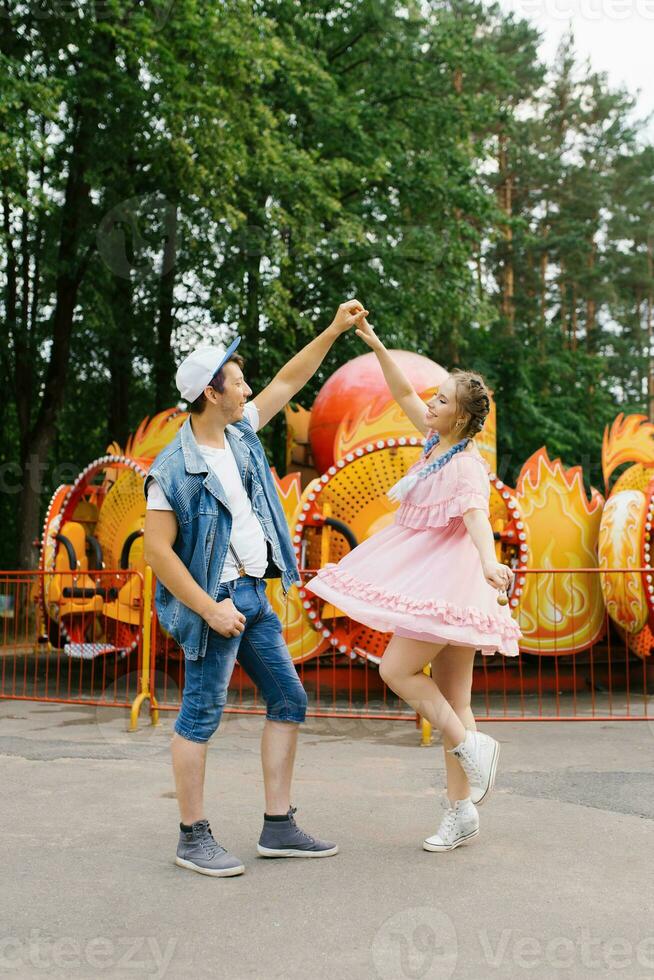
[261,719,299,814]
[172,733,208,824]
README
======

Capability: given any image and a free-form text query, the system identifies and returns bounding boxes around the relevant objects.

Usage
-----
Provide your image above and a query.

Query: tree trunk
[647,235,654,421]
[586,238,597,352]
[539,247,548,331]
[243,254,262,389]
[154,206,178,411]
[559,261,567,347]
[497,133,514,333]
[16,107,94,568]
[107,274,134,446]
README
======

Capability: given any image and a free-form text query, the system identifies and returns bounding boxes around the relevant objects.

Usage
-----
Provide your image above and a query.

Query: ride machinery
[38,351,654,670]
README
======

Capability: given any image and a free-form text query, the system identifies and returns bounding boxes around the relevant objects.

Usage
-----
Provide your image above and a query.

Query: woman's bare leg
[379,635,466,745]
[431,644,477,804]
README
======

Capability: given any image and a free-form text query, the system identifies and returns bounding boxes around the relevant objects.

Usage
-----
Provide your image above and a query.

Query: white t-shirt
[146,402,268,582]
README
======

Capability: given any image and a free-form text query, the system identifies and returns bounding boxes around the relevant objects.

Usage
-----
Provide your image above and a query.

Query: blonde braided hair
[450,369,491,438]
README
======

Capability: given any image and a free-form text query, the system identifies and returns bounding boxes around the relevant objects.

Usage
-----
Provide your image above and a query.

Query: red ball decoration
[309,350,447,474]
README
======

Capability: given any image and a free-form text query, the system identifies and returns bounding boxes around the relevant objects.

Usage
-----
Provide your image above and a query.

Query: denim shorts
[174,576,308,743]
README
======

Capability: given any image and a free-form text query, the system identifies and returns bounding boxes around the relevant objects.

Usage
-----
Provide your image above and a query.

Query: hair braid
[450,369,491,438]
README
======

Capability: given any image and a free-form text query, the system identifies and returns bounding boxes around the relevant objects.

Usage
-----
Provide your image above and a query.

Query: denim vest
[144,414,300,660]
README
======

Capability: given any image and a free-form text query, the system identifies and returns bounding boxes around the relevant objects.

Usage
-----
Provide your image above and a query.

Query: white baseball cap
[175,337,242,402]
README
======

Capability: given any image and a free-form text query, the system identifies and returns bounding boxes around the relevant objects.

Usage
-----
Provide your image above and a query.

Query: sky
[499,0,654,141]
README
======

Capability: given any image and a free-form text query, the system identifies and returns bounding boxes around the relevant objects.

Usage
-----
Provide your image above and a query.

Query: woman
[305,319,522,852]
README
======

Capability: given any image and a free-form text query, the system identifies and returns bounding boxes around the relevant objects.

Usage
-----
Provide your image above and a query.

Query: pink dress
[305,447,522,656]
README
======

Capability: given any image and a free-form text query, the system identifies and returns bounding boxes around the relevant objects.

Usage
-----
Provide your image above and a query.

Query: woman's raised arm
[355,319,431,437]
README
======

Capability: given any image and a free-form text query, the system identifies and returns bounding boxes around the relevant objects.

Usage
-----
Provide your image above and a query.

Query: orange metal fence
[1,568,652,723]
[0,570,144,708]
[147,568,654,724]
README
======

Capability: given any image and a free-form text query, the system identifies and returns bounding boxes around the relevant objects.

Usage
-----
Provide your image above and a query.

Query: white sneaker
[469,784,486,806]
[423,796,479,852]
[447,729,500,806]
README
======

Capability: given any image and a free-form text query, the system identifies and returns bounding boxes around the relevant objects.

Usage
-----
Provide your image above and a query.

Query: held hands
[354,316,384,352]
[330,299,369,335]
[330,301,381,349]
[482,560,514,592]
[203,597,246,638]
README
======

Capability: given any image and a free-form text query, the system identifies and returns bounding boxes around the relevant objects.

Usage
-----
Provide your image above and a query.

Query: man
[144,299,368,876]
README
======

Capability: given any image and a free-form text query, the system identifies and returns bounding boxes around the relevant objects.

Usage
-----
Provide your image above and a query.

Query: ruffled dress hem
[308,566,521,658]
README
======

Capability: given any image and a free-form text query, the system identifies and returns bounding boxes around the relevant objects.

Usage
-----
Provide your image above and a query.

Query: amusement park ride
[37,350,654,680]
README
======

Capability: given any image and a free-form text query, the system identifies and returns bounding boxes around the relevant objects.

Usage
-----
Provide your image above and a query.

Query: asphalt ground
[1,699,653,980]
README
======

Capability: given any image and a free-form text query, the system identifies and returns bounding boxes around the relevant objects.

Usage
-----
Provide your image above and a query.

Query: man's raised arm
[253,300,368,428]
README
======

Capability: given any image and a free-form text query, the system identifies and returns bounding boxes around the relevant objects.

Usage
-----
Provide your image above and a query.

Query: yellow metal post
[129,565,160,731]
[420,664,433,746]
[320,502,332,569]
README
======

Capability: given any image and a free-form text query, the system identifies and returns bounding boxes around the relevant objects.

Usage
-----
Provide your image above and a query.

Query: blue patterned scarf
[387,432,471,503]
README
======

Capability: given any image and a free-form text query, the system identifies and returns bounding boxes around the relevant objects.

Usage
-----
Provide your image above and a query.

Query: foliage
[0,0,652,565]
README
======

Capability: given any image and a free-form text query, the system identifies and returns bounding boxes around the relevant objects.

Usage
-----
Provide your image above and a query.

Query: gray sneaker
[257,807,338,858]
[175,819,245,877]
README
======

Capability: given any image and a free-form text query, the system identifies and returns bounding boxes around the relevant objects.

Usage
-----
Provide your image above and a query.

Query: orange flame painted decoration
[107,407,187,468]
[602,414,654,491]
[598,491,648,634]
[333,393,497,474]
[268,471,328,663]
[333,393,435,460]
[515,449,605,654]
